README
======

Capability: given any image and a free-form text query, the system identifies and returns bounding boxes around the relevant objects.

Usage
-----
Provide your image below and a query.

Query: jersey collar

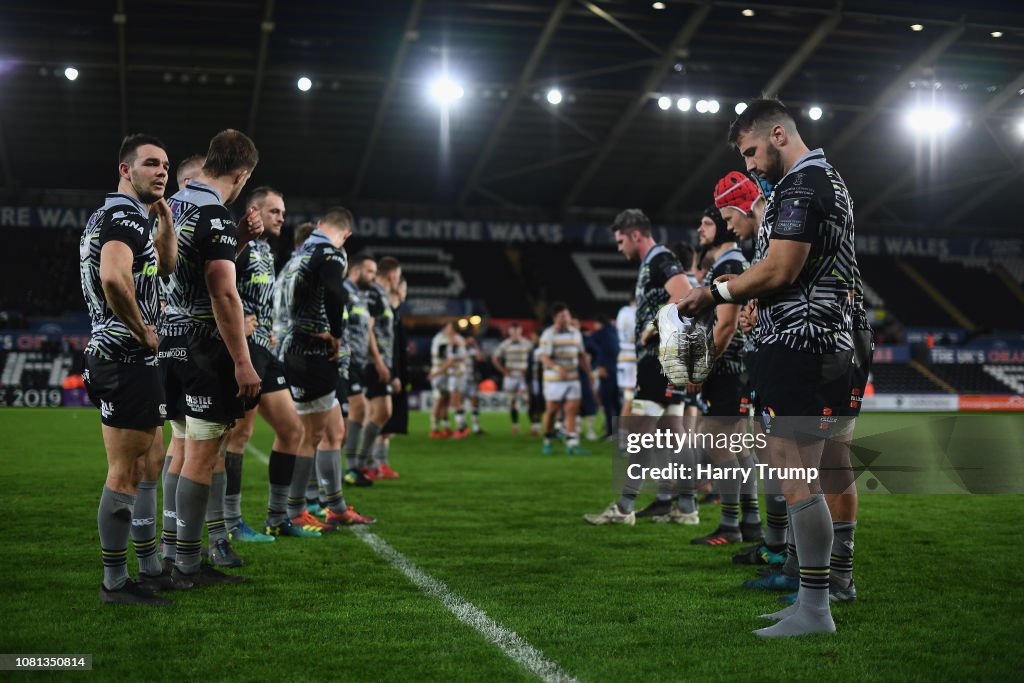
[104,192,148,217]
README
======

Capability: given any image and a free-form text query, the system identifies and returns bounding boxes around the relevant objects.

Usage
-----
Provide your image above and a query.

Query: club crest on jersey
[210,218,225,231]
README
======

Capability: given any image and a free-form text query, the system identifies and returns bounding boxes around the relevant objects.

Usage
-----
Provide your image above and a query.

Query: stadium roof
[1,0,1023,236]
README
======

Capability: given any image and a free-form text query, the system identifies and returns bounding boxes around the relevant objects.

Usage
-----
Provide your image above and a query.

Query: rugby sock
[739,455,760,525]
[98,487,134,590]
[544,431,555,446]
[174,476,210,575]
[763,473,789,547]
[755,495,835,637]
[676,445,698,513]
[131,480,161,576]
[287,455,315,519]
[455,410,466,431]
[358,422,381,468]
[510,408,519,425]
[783,525,799,578]
[375,439,390,466]
[831,521,856,589]
[344,419,362,469]
[161,471,179,562]
[720,495,740,529]
[267,450,296,524]
[441,418,450,432]
[531,420,541,433]
[316,449,347,513]
[430,415,438,430]
[471,409,481,432]
[224,450,243,529]
[305,471,319,507]
[616,493,638,514]
[566,432,579,450]
[205,471,228,545]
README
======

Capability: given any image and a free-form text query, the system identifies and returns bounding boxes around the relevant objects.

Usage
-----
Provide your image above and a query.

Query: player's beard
[763,145,785,185]
[131,170,163,204]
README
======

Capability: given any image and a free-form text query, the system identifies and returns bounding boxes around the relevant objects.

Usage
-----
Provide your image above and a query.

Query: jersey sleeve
[649,252,685,288]
[195,205,238,263]
[366,285,386,318]
[769,173,828,244]
[98,211,148,254]
[538,330,553,357]
[320,248,347,338]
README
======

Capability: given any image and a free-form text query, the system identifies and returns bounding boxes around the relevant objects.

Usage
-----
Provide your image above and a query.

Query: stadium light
[905,106,957,133]
[546,88,563,105]
[676,97,691,112]
[1017,118,1024,138]
[707,99,720,113]
[64,67,79,81]
[429,76,465,104]
[657,96,672,110]
[469,315,483,325]
[696,99,709,113]
[742,8,755,17]
[457,318,469,329]
[296,76,312,92]
[652,2,666,9]
[735,102,747,115]
[910,24,923,31]
[808,105,823,121]
[991,31,1003,38]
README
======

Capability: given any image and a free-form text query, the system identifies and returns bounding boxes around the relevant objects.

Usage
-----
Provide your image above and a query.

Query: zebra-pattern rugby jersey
[237,238,276,350]
[160,181,238,339]
[80,193,159,361]
[755,148,856,354]
[277,230,347,357]
[343,279,371,367]
[703,247,749,375]
[367,282,395,368]
[634,245,685,361]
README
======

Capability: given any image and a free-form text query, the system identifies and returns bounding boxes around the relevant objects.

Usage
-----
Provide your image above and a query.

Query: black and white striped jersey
[277,230,347,357]
[703,247,749,375]
[80,193,159,361]
[343,279,371,367]
[237,238,275,350]
[160,181,238,339]
[634,245,685,361]
[367,282,395,368]
[755,148,856,354]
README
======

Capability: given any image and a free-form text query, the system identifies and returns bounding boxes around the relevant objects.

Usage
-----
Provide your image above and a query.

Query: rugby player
[82,134,176,604]
[428,321,459,437]
[341,255,375,486]
[679,99,858,636]
[539,303,592,456]
[277,208,374,529]
[492,323,533,434]
[160,129,262,588]
[584,210,691,525]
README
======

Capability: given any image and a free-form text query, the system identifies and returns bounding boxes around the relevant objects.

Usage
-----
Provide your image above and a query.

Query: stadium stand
[929,364,1021,394]
[901,257,1024,332]
[856,254,960,328]
[869,364,950,394]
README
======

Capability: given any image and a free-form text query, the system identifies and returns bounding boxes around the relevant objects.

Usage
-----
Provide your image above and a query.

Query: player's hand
[713,273,739,284]
[375,361,391,383]
[596,367,608,379]
[240,206,264,242]
[558,367,571,381]
[685,383,702,394]
[677,286,714,317]
[243,314,257,337]
[269,331,277,348]
[153,198,173,225]
[739,300,758,333]
[639,326,658,346]
[390,378,402,394]
[133,324,159,354]
[314,331,340,361]
[234,361,261,400]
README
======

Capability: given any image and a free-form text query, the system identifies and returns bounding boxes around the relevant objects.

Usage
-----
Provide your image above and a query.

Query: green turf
[0,409,1020,681]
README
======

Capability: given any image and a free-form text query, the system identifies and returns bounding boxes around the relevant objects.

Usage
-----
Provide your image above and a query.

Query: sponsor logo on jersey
[185,394,213,412]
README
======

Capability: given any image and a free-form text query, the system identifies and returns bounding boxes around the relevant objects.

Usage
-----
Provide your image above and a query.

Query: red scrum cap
[714,171,760,215]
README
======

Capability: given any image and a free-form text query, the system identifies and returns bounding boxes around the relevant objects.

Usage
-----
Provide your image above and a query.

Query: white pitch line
[244,443,269,464]
[351,526,584,683]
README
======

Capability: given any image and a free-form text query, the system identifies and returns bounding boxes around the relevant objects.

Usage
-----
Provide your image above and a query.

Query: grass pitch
[0,408,1020,681]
